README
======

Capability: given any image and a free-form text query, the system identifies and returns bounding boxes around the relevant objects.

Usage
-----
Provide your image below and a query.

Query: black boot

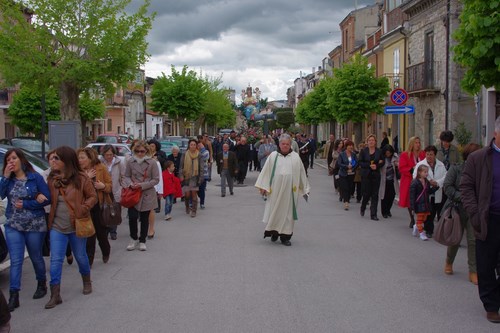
[8,290,19,312]
[33,280,47,299]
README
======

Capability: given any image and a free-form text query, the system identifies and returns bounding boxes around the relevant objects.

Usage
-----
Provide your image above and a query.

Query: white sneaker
[412,225,419,237]
[139,242,147,251]
[127,240,139,251]
[164,214,172,220]
[419,232,429,241]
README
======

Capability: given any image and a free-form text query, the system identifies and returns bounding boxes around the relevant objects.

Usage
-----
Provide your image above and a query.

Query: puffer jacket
[409,178,439,213]
[47,172,97,229]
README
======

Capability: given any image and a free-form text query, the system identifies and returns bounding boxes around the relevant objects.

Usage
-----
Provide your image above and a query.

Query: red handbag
[121,168,147,208]
[120,187,141,208]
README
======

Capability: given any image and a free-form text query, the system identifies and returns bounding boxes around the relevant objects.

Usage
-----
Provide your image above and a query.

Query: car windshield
[96,136,118,143]
[11,138,49,152]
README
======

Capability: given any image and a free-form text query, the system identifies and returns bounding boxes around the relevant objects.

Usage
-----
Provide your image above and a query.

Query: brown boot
[190,198,197,218]
[82,275,92,295]
[444,262,453,275]
[45,285,62,309]
[185,198,190,214]
[469,272,478,285]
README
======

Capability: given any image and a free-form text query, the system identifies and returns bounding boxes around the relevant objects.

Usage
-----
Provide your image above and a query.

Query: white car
[86,143,132,159]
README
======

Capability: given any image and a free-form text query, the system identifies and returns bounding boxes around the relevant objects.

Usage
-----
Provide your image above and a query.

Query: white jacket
[413,158,447,203]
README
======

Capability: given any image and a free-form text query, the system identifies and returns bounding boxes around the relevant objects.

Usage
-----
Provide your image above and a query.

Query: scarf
[49,171,70,189]
[183,150,199,178]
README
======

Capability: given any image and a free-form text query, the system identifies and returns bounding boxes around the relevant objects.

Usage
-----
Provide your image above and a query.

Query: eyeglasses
[49,156,60,161]
[134,150,146,154]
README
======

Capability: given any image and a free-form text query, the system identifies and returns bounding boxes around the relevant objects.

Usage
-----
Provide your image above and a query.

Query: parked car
[95,133,121,144]
[159,141,176,155]
[162,136,189,154]
[119,134,134,144]
[85,143,132,158]
[0,137,50,157]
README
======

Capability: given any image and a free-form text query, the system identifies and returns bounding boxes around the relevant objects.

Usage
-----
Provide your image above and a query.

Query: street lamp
[126,89,147,139]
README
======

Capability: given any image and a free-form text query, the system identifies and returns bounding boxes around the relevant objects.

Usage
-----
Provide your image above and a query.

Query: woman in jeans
[124,140,159,251]
[0,148,51,311]
[442,143,481,284]
[77,147,112,265]
[45,146,97,309]
[337,140,357,211]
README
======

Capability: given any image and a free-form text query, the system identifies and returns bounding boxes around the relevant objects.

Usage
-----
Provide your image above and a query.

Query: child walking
[162,161,182,220]
[409,165,439,241]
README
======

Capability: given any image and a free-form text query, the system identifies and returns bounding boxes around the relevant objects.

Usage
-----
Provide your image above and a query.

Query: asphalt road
[0,160,496,333]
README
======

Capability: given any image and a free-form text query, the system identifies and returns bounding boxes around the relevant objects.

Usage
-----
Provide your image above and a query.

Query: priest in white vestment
[255,134,311,246]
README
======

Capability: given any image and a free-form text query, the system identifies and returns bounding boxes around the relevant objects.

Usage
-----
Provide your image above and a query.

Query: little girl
[162,161,182,220]
[409,165,439,241]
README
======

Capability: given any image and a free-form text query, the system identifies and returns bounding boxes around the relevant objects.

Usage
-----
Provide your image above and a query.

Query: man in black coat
[235,136,250,184]
[216,143,239,196]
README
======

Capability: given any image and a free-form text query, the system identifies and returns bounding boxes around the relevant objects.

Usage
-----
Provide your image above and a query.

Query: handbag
[121,168,148,208]
[60,188,96,238]
[101,193,122,226]
[434,204,463,246]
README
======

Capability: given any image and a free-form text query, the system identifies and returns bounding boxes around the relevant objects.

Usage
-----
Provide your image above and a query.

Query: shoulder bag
[434,204,463,246]
[101,193,122,226]
[121,168,147,208]
[60,188,95,238]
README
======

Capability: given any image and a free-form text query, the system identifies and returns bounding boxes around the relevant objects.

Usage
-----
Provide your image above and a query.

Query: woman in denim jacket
[0,148,51,312]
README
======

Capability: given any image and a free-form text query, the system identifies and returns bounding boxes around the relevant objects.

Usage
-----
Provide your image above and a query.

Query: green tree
[202,88,235,128]
[0,0,154,135]
[295,81,332,125]
[453,0,500,94]
[327,55,390,124]
[151,66,208,124]
[8,87,60,136]
[275,108,295,129]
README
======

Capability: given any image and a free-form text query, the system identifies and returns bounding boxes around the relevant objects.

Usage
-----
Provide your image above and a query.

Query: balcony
[382,73,404,90]
[406,61,443,95]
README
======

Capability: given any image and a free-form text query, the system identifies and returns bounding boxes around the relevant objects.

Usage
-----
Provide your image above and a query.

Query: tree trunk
[59,81,82,146]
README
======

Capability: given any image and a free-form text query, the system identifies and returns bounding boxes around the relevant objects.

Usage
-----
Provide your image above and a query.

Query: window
[393,48,400,74]
[388,0,403,11]
[107,119,112,131]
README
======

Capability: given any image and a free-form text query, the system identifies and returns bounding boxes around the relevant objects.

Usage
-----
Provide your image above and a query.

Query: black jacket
[410,178,439,213]
[358,147,384,178]
[216,151,239,177]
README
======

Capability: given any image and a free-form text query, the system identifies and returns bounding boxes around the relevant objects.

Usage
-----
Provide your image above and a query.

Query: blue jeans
[4,225,46,291]
[164,194,173,215]
[49,229,90,285]
[198,179,207,205]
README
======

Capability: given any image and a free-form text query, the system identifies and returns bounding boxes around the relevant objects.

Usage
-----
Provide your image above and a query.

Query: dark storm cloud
[130,0,375,99]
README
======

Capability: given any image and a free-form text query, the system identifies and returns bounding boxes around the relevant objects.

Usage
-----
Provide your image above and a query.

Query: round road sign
[390,88,408,106]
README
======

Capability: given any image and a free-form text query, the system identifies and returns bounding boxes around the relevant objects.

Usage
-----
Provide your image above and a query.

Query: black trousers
[237,161,248,182]
[381,179,396,216]
[354,181,362,201]
[86,203,111,261]
[310,152,315,168]
[361,175,381,218]
[128,208,150,243]
[424,197,441,236]
[476,214,500,312]
[339,175,354,203]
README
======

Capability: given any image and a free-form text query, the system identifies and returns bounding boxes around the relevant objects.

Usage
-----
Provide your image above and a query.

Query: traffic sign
[384,105,415,114]
[390,88,408,106]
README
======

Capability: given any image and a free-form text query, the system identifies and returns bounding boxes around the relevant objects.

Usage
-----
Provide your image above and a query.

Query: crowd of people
[0,116,499,326]
[322,116,500,324]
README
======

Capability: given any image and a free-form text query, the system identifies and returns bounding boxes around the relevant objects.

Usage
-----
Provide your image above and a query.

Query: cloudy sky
[132,0,374,103]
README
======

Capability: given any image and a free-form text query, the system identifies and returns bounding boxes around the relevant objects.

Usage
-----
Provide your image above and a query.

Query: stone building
[402,0,475,147]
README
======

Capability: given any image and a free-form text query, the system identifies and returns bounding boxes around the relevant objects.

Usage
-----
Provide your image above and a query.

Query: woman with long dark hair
[0,148,51,311]
[337,140,358,210]
[45,146,97,309]
[379,144,399,218]
[77,147,112,265]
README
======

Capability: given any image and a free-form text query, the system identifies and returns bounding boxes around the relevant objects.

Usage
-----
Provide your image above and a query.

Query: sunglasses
[49,156,60,161]
[134,150,147,154]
